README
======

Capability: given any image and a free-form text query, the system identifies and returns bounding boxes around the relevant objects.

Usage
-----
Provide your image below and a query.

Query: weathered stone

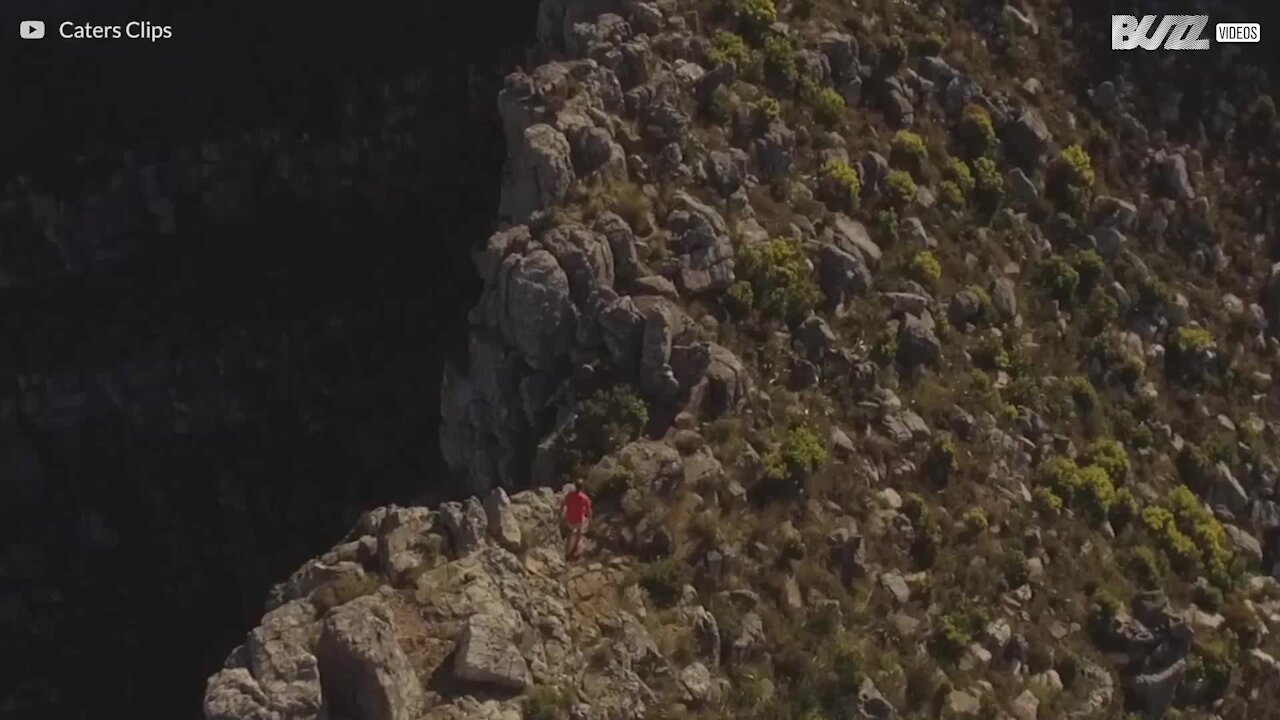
[1004,109,1052,164]
[897,313,941,367]
[500,124,575,224]
[316,596,424,720]
[455,613,531,690]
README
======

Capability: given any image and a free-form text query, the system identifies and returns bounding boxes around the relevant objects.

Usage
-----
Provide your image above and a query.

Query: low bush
[1082,438,1130,484]
[890,130,929,177]
[708,31,763,80]
[736,238,821,323]
[1047,144,1096,214]
[803,81,846,127]
[765,425,829,482]
[524,686,571,720]
[1041,255,1081,305]
[819,159,861,211]
[972,156,1004,208]
[958,104,996,156]
[737,0,777,36]
[638,558,685,607]
[762,33,797,87]
[908,250,942,287]
[884,169,918,208]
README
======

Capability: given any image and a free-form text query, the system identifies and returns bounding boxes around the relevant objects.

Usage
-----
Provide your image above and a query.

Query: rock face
[205,487,663,720]
[316,596,425,720]
[455,614,532,689]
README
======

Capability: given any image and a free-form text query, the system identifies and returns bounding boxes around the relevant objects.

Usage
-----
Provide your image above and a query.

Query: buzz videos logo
[1112,15,1261,50]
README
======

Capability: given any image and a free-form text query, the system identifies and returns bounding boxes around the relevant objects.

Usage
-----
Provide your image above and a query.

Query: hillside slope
[206,1,1280,718]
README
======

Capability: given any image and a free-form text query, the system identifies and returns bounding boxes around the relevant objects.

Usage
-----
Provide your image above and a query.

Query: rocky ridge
[209,0,1280,718]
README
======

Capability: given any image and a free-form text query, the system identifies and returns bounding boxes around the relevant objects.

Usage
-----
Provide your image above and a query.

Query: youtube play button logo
[20,20,46,39]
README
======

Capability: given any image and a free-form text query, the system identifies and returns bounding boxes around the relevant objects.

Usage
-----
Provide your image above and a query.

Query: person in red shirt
[561,482,592,560]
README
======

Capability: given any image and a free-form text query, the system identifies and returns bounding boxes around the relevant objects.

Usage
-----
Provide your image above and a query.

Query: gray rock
[679,662,719,705]
[1210,462,1249,514]
[1090,80,1119,110]
[860,152,889,194]
[1096,195,1139,230]
[1006,168,1038,208]
[897,313,941,367]
[818,244,873,306]
[499,249,576,370]
[831,214,882,266]
[595,212,640,283]
[667,192,735,294]
[1158,152,1195,201]
[203,668,279,720]
[1091,226,1126,259]
[484,488,523,551]
[796,315,837,361]
[992,278,1018,320]
[704,150,746,197]
[752,123,795,180]
[1130,659,1185,716]
[949,290,985,326]
[316,596,424,720]
[901,217,935,249]
[1004,108,1053,164]
[881,572,911,603]
[499,124,575,224]
[1224,524,1263,564]
[455,613,531,690]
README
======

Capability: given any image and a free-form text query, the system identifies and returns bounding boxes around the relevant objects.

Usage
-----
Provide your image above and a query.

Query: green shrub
[890,130,929,177]
[1082,438,1130,484]
[754,96,782,128]
[1003,548,1031,588]
[737,0,777,35]
[803,81,846,127]
[972,156,1004,207]
[1071,249,1106,295]
[1038,456,1116,524]
[943,158,975,193]
[930,613,971,661]
[765,425,829,481]
[819,159,861,211]
[1176,443,1212,490]
[908,250,941,287]
[638,558,685,607]
[974,330,1012,371]
[958,104,996,156]
[938,180,965,209]
[1034,486,1063,515]
[1062,375,1099,416]
[762,33,797,87]
[581,386,649,454]
[708,31,762,79]
[1041,255,1081,305]
[736,237,821,322]
[873,210,899,247]
[1048,144,1096,213]
[884,169,917,208]
[962,507,989,536]
[1172,326,1214,354]
[1109,487,1138,530]
[1128,546,1164,590]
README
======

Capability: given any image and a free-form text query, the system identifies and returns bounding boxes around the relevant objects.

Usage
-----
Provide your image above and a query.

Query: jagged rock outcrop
[205,485,670,720]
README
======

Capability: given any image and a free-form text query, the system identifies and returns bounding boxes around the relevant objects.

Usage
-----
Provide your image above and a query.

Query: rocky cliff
[209,0,1280,718]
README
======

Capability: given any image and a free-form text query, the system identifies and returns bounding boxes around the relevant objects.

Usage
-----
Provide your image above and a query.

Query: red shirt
[562,491,592,524]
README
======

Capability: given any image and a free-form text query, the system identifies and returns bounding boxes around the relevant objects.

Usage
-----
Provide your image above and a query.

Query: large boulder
[1004,108,1053,164]
[204,669,280,720]
[499,124,575,224]
[897,313,942,367]
[496,248,577,370]
[316,596,424,720]
[455,613,531,690]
